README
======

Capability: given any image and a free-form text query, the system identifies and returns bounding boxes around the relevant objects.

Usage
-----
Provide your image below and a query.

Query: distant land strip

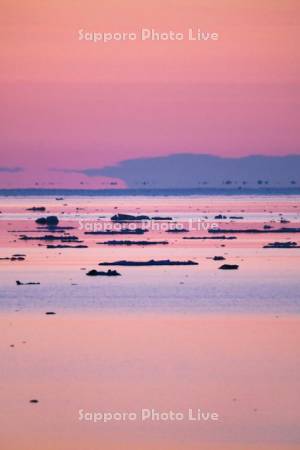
[1,187,300,197]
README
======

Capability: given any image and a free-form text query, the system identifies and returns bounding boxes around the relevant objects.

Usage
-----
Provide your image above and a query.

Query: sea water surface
[1,193,300,450]
[0,193,299,314]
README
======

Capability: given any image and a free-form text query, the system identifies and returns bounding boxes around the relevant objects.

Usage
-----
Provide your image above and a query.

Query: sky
[0,0,299,188]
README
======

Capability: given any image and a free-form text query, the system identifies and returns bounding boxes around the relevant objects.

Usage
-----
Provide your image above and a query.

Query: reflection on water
[1,195,300,448]
[1,314,300,449]
[1,195,300,313]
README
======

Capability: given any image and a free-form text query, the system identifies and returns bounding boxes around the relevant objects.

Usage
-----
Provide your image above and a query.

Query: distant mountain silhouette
[76,154,300,188]
[0,167,22,173]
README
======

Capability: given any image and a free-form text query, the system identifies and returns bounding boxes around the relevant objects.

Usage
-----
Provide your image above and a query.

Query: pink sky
[0,0,299,187]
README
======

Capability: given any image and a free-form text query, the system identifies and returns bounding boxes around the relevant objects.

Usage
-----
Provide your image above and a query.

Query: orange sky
[1,0,299,83]
[0,0,299,187]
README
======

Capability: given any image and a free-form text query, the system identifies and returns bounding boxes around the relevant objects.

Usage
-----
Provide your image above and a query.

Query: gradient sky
[0,0,299,187]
